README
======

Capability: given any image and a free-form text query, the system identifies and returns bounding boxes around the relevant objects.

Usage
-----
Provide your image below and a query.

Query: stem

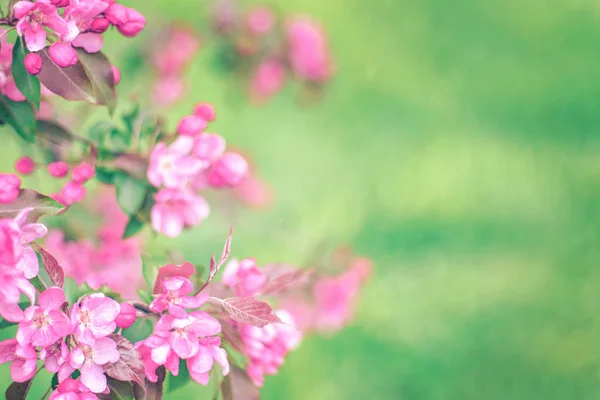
[40,385,52,400]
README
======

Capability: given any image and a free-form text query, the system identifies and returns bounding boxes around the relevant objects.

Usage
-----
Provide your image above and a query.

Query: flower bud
[117,8,146,38]
[115,303,136,329]
[106,4,128,26]
[0,174,21,203]
[50,0,70,6]
[24,53,42,75]
[193,103,216,122]
[60,182,86,205]
[177,115,208,136]
[193,133,226,162]
[15,156,35,175]
[246,7,275,35]
[90,17,110,33]
[48,42,78,68]
[111,65,121,85]
[208,152,249,187]
[72,162,95,184]
[48,161,69,178]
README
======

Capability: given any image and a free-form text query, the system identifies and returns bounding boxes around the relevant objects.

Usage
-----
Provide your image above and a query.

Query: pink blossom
[250,59,286,100]
[111,65,120,85]
[14,1,70,51]
[51,0,71,7]
[60,181,86,205]
[90,17,109,33]
[235,172,273,208]
[24,53,42,75]
[64,0,109,33]
[246,7,275,35]
[152,76,184,105]
[72,33,103,53]
[71,293,120,345]
[49,42,79,68]
[287,17,332,82]
[222,258,266,297]
[193,133,226,162]
[115,302,136,329]
[187,337,229,385]
[0,217,22,265]
[177,115,208,136]
[69,336,120,393]
[135,335,179,382]
[0,40,25,101]
[0,173,21,203]
[147,136,206,188]
[107,4,145,37]
[207,152,249,188]
[193,103,216,122]
[48,161,69,178]
[153,28,198,76]
[105,3,127,26]
[72,162,95,184]
[15,156,35,175]
[0,267,36,322]
[17,287,71,347]
[0,339,38,382]
[149,276,209,313]
[49,378,98,400]
[151,188,210,238]
[12,207,48,279]
[41,340,70,377]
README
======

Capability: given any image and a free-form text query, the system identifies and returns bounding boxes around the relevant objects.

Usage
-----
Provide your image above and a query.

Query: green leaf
[29,274,47,293]
[0,188,65,223]
[168,359,190,393]
[0,95,35,142]
[11,37,40,110]
[36,119,75,150]
[115,173,148,215]
[124,215,144,239]
[141,255,160,288]
[122,317,154,343]
[99,378,134,400]
[95,167,117,184]
[136,289,153,304]
[51,373,59,390]
[122,103,140,136]
[76,49,118,114]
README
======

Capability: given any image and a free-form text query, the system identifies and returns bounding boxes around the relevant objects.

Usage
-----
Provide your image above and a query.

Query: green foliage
[0,95,35,142]
[123,215,145,239]
[122,317,154,344]
[167,359,190,393]
[11,37,40,109]
[115,173,148,215]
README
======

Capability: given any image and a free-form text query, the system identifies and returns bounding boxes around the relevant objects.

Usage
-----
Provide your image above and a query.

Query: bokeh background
[3,0,600,398]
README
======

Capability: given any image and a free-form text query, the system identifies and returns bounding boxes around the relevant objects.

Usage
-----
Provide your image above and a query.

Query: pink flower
[207,152,249,188]
[152,76,184,105]
[51,0,71,7]
[64,0,108,33]
[177,115,208,136]
[14,1,70,51]
[115,302,136,329]
[151,188,210,238]
[24,53,42,75]
[69,337,120,393]
[0,265,36,322]
[49,42,79,68]
[149,276,209,313]
[0,339,38,382]
[91,17,109,33]
[111,65,120,85]
[61,181,86,205]
[135,335,179,382]
[49,378,98,400]
[107,4,145,37]
[72,162,95,184]
[12,207,47,279]
[17,287,71,347]
[193,133,226,162]
[187,337,229,385]
[41,340,70,376]
[71,293,120,345]
[193,103,216,122]
[72,33,103,53]
[15,156,35,175]
[250,59,286,100]
[287,18,332,82]
[246,7,275,35]
[0,217,22,266]
[48,161,69,178]
[0,173,21,203]
[147,136,206,188]
[222,258,266,297]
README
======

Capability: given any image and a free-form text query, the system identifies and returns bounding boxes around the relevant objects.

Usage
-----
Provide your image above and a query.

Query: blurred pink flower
[0,173,21,203]
[222,258,266,297]
[147,136,206,188]
[151,188,210,237]
[287,17,332,82]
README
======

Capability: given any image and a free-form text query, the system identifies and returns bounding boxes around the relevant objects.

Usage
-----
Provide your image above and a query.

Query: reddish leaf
[221,365,260,400]
[98,377,133,400]
[38,48,95,103]
[76,49,117,114]
[153,262,196,294]
[217,317,247,357]
[104,335,146,387]
[5,379,33,400]
[205,226,234,288]
[133,366,166,400]
[222,298,281,328]
[260,265,312,296]
[0,189,65,223]
[31,243,64,287]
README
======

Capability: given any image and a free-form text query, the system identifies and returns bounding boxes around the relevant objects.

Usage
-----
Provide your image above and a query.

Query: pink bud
[24,53,42,75]
[115,303,136,329]
[60,182,86,205]
[111,65,121,85]
[193,103,216,122]
[50,0,70,6]
[102,0,116,3]
[247,7,275,35]
[106,4,128,26]
[48,42,78,68]
[177,115,208,136]
[15,156,35,175]
[193,133,226,162]
[117,8,146,38]
[0,174,21,203]
[90,18,110,34]
[208,152,249,187]
[48,161,69,178]
[71,162,95,184]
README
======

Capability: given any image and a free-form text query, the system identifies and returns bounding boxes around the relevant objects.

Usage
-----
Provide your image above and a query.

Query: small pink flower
[40,340,70,376]
[222,258,266,297]
[193,133,226,162]
[48,161,69,178]
[250,59,286,100]
[177,115,208,136]
[17,287,71,347]
[49,378,98,400]
[15,156,35,175]
[193,103,216,122]
[0,218,22,266]
[108,5,145,37]
[149,276,209,313]
[72,33,103,53]
[246,7,275,35]
[135,335,179,382]
[14,1,70,51]
[69,336,120,393]
[72,162,95,184]
[13,207,48,279]
[0,173,21,203]
[147,136,206,188]
[0,339,38,382]
[111,65,120,85]
[105,3,127,26]
[49,42,78,68]
[61,181,86,205]
[187,337,229,385]
[152,76,184,105]
[151,188,210,238]
[24,53,42,75]
[0,267,36,322]
[287,17,332,82]
[207,152,248,188]
[71,293,120,345]
[115,302,136,329]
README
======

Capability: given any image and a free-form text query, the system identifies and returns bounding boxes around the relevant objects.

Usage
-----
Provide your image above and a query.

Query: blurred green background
[4,0,600,398]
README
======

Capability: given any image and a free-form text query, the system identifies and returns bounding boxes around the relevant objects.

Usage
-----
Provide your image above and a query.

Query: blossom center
[81,345,94,361]
[79,309,93,326]
[33,311,50,329]
[166,291,181,305]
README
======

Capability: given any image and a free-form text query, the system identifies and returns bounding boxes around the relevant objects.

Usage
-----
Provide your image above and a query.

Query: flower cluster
[14,0,145,71]
[147,105,249,237]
